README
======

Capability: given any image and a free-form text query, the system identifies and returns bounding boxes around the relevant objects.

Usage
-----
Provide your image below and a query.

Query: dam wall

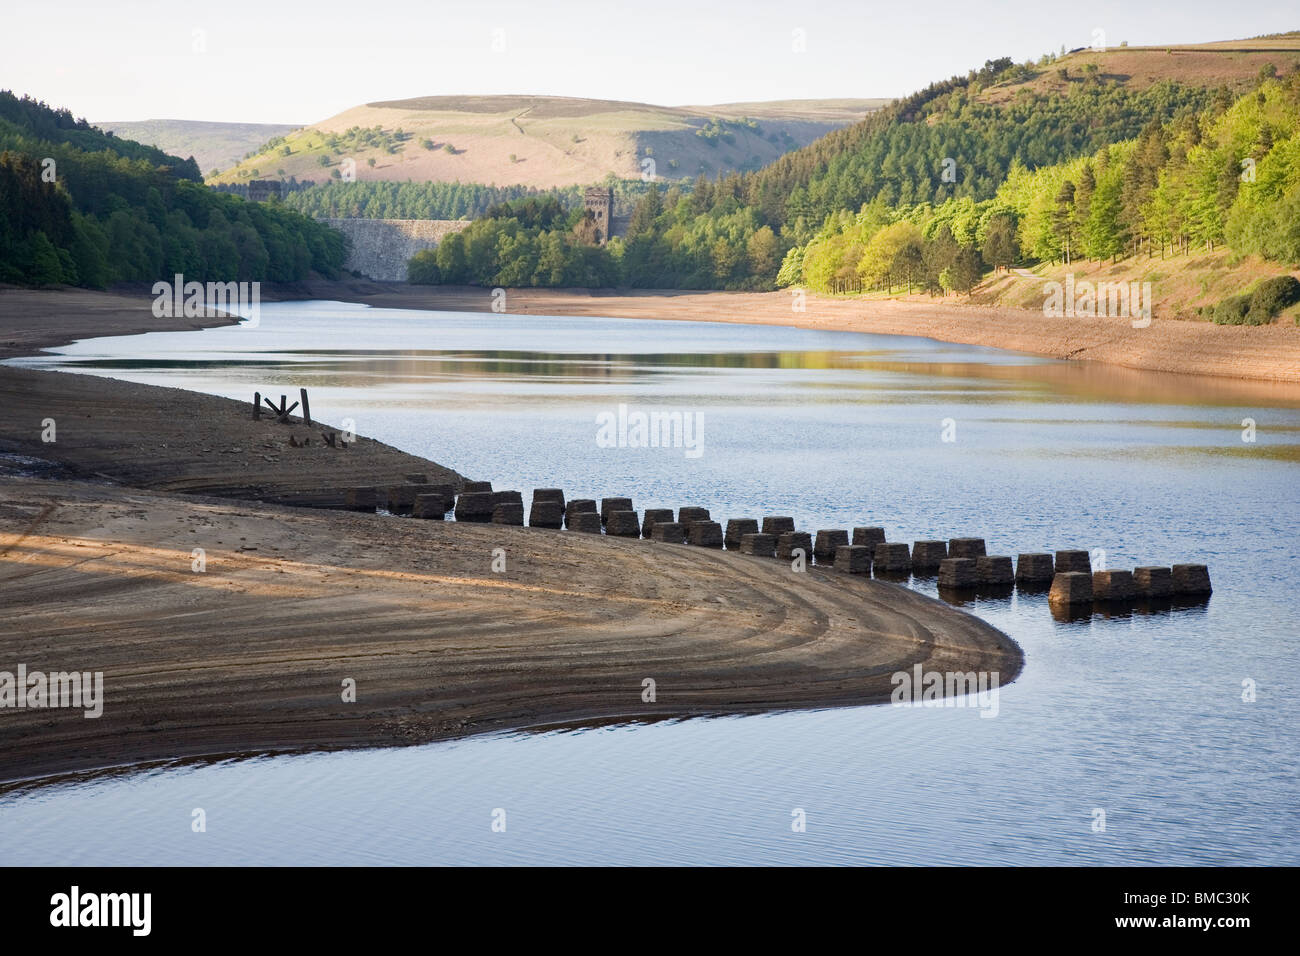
[324,218,471,282]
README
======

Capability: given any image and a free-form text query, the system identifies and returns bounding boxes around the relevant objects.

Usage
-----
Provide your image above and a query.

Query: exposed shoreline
[256,279,1300,386]
[0,285,1022,783]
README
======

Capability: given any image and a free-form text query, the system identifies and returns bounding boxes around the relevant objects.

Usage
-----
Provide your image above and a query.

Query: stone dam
[324,218,471,282]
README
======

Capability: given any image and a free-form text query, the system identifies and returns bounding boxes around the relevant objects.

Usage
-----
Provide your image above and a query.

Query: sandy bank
[0,476,1021,782]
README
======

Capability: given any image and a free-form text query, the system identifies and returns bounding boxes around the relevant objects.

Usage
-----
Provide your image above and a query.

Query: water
[3,300,1297,865]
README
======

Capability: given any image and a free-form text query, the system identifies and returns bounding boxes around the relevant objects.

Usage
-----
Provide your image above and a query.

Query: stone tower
[583,186,613,244]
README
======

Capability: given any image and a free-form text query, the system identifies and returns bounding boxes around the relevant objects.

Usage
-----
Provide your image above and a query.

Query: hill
[206,95,887,189]
[97,119,300,176]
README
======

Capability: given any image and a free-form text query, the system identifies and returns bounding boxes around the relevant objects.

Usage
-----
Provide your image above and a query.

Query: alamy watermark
[1043,274,1151,328]
[0,664,103,718]
[152,273,261,327]
[595,403,704,459]
[890,665,1000,717]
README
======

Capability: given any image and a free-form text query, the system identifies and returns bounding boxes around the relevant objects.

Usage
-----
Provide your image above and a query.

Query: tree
[981,214,1018,270]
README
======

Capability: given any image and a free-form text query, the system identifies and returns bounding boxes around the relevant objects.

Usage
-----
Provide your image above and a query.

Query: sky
[7,0,1299,124]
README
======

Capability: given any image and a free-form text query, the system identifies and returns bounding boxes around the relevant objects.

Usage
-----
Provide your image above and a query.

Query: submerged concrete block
[1134,566,1173,598]
[600,497,633,522]
[814,529,850,562]
[492,503,524,526]
[528,500,563,528]
[724,519,759,550]
[1055,550,1091,574]
[345,487,378,512]
[605,510,641,537]
[739,533,777,557]
[938,557,978,588]
[977,555,1014,585]
[949,537,986,559]
[678,506,711,525]
[641,509,674,538]
[853,527,886,548]
[1049,571,1093,604]
[776,531,813,561]
[762,516,796,535]
[568,512,603,534]
[911,540,948,572]
[688,521,724,547]
[651,521,687,543]
[835,544,871,574]
[564,499,597,528]
[1093,569,1136,602]
[1171,564,1212,595]
[874,542,912,573]
[1016,553,1055,585]
[454,491,496,522]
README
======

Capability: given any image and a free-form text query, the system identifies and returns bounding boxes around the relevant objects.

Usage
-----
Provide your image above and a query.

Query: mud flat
[0,475,1021,782]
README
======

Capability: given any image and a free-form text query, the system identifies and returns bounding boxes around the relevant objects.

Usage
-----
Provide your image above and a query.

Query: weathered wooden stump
[454,491,497,522]
[528,500,563,528]
[762,516,796,535]
[911,540,948,572]
[949,537,986,559]
[564,499,598,528]
[1093,569,1136,602]
[1055,550,1091,574]
[492,503,524,526]
[463,481,493,494]
[835,544,871,574]
[724,519,759,550]
[1016,553,1056,586]
[344,487,378,512]
[813,529,849,563]
[776,531,813,561]
[873,542,912,574]
[852,527,886,548]
[1134,566,1173,598]
[688,521,724,547]
[600,497,633,523]
[568,512,603,534]
[938,557,978,588]
[1049,571,1094,605]
[739,533,777,557]
[606,510,641,537]
[641,509,674,539]
[678,506,711,525]
[532,488,565,510]
[412,493,453,519]
[976,555,1014,586]
[650,521,687,543]
[1171,564,1212,595]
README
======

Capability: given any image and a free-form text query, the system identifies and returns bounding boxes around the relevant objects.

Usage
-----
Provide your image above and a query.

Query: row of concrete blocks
[1048,565,1214,604]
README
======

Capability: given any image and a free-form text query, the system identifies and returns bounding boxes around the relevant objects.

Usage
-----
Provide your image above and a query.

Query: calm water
[3,300,1298,865]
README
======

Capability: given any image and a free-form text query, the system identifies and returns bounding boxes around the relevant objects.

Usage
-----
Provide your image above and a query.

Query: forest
[0,91,345,287]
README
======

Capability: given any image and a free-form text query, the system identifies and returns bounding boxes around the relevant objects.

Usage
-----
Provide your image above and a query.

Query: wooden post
[253,391,261,420]
[300,388,312,427]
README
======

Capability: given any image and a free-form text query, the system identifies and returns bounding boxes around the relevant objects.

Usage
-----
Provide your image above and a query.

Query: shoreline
[254,279,1300,386]
[0,285,1023,783]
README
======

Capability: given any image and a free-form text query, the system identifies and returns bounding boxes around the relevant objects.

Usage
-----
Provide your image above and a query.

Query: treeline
[751,70,1300,295]
[408,196,619,287]
[282,177,658,221]
[0,91,346,287]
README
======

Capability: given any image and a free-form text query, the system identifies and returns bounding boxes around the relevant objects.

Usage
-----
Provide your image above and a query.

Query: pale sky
[7,1,1299,124]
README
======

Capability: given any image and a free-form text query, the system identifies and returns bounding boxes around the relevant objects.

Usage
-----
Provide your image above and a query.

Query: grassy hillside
[98,120,300,176]
[207,95,886,189]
